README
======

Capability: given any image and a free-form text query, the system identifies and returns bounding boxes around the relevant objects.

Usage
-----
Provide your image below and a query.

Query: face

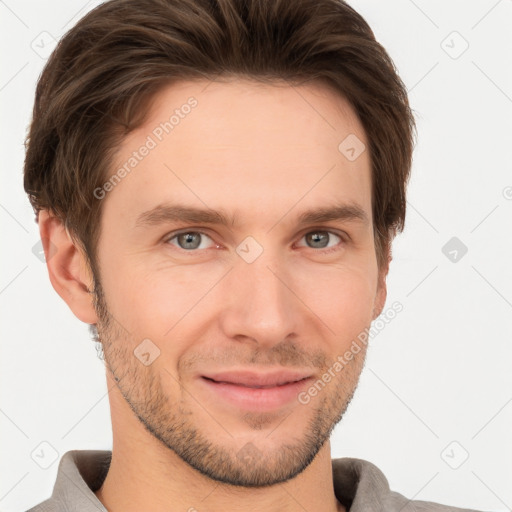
[92,78,386,487]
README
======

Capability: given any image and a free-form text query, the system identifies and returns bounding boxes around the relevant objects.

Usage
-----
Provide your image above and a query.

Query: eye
[164,229,345,253]
[296,230,344,251]
[166,231,216,251]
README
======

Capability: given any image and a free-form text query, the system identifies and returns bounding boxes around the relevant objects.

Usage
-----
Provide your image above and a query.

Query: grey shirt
[26,450,487,512]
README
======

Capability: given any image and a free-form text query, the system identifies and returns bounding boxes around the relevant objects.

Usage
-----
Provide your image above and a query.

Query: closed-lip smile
[198,368,314,411]
[201,369,313,388]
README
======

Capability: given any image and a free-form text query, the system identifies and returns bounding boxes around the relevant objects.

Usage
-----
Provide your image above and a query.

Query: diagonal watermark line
[162,367,234,438]
[279,485,310,512]
[471,0,503,30]
[266,266,336,335]
[398,472,440,512]
[472,396,512,439]
[61,384,114,439]
[471,471,511,510]
[0,408,29,439]
[0,0,29,28]
[288,81,336,131]
[198,71,223,94]
[406,200,439,233]
[61,470,106,511]
[267,164,337,233]
[164,163,211,210]
[0,266,28,296]
[0,204,29,233]
[471,265,512,309]
[164,267,234,337]
[0,472,29,502]
[264,409,294,439]
[407,0,439,28]
[108,311,131,336]
[470,204,499,233]
[472,61,512,105]
[369,368,439,438]
[198,481,221,503]
[408,62,439,94]
[61,0,95,29]
[164,162,236,240]
[406,265,438,297]
[0,62,29,92]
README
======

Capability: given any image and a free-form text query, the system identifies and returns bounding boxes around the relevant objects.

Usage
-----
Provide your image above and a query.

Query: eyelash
[164,228,347,255]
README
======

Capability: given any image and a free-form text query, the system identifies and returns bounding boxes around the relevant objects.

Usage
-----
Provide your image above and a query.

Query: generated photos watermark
[93,96,198,200]
[297,300,403,405]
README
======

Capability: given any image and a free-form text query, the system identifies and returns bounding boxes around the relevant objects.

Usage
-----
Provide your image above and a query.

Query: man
[22,0,486,510]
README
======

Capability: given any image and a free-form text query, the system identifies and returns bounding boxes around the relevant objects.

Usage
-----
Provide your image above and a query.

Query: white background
[1,1,511,511]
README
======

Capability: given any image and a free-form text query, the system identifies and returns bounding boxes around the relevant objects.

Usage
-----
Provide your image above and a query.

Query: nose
[217,249,302,349]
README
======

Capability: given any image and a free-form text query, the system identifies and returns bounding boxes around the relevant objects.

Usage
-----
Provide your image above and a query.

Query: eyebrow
[135,202,369,229]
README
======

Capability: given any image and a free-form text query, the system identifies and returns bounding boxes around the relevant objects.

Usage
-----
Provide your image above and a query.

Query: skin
[40,78,388,512]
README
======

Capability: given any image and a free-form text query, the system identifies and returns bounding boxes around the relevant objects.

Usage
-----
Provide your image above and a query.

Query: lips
[201,369,313,388]
[198,369,315,411]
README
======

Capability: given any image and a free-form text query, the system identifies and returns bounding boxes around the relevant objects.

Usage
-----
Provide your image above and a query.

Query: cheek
[292,259,378,337]
[98,234,379,353]
[102,258,224,341]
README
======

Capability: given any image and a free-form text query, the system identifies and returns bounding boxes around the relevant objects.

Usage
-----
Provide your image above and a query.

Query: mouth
[198,371,314,411]
[202,376,310,388]
[200,369,314,388]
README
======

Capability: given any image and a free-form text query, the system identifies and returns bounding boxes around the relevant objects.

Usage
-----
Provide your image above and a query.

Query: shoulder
[25,450,111,512]
[386,490,490,512]
[332,457,488,512]
[25,498,63,512]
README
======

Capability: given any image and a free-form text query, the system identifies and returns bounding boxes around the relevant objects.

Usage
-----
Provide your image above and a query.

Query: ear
[38,210,98,324]
[372,247,390,320]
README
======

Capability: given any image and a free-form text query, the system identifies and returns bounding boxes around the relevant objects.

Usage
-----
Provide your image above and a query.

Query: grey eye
[177,232,202,250]
[305,231,330,248]
[168,232,215,250]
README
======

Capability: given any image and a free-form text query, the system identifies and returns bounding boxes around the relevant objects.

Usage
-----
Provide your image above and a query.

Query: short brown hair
[24,0,415,280]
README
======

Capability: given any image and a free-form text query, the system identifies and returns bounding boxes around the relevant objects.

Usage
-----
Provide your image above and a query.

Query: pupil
[176,232,330,250]
[179,232,200,249]
[308,232,328,248]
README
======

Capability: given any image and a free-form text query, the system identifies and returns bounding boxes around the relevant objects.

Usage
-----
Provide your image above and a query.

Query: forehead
[145,77,364,152]
[102,78,372,229]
